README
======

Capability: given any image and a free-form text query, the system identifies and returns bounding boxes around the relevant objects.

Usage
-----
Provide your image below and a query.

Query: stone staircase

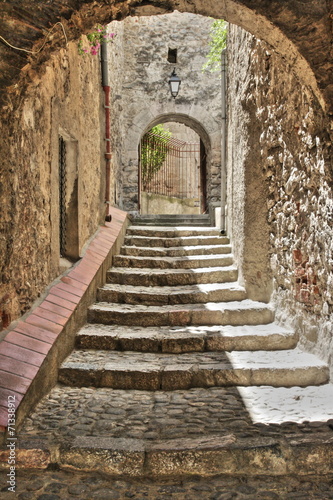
[14,221,333,478]
[59,224,329,391]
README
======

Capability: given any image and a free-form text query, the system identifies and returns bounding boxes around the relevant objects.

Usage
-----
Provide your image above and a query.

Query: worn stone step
[127,226,221,238]
[58,348,329,390]
[107,266,238,286]
[11,382,333,477]
[124,234,230,248]
[113,253,234,269]
[97,282,247,305]
[135,222,213,227]
[132,214,211,223]
[76,323,298,353]
[132,216,212,227]
[88,300,274,327]
[11,429,333,478]
[120,243,232,257]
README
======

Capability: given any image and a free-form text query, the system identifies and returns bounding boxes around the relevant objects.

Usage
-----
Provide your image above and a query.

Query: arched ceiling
[0,0,332,113]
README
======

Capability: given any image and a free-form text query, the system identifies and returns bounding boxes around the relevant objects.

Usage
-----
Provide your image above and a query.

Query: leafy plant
[202,19,228,72]
[78,25,115,55]
[141,125,172,187]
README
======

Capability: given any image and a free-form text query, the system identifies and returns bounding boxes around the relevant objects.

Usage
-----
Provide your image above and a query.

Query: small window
[168,48,177,64]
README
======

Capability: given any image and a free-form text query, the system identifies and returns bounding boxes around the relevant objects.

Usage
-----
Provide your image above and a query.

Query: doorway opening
[139,122,207,215]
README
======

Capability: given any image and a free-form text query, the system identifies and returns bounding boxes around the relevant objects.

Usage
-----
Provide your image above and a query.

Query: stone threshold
[0,207,128,441]
[1,432,333,478]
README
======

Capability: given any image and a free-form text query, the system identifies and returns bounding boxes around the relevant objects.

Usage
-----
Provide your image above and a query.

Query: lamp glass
[169,69,181,98]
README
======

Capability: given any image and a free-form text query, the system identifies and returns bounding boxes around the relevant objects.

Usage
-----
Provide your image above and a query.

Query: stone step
[113,253,234,269]
[14,384,333,477]
[134,221,212,226]
[107,266,238,286]
[120,243,232,257]
[132,216,212,227]
[127,226,221,238]
[58,348,329,390]
[97,282,247,305]
[131,215,211,225]
[124,234,230,248]
[132,214,211,222]
[76,323,298,353]
[88,300,274,327]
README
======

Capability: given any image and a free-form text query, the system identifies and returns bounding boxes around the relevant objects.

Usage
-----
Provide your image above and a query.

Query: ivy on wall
[141,124,172,187]
[202,19,228,73]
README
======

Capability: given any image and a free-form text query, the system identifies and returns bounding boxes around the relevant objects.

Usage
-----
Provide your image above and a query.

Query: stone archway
[1,1,331,114]
[0,1,332,374]
[139,121,208,215]
[121,111,220,216]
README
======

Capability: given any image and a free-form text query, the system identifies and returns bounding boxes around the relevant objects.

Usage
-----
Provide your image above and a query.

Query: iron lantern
[168,68,181,98]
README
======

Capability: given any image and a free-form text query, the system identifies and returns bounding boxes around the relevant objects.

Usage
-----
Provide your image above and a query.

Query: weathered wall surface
[107,12,222,214]
[227,25,333,372]
[105,21,125,209]
[0,41,105,330]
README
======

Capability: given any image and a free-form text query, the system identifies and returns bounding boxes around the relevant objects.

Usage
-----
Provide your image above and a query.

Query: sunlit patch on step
[238,385,333,424]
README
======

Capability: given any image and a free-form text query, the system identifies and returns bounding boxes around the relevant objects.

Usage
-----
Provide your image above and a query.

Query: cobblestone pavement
[1,469,333,499]
[19,385,333,444]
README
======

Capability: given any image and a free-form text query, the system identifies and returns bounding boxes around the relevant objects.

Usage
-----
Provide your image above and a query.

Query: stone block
[60,437,145,476]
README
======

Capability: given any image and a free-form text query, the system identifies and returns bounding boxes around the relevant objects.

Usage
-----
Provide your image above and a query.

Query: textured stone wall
[105,21,125,209]
[0,41,105,330]
[227,25,333,372]
[107,12,222,213]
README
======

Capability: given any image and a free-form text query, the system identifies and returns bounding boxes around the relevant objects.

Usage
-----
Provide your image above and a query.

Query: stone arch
[1,1,331,113]
[142,114,213,155]
[121,110,221,214]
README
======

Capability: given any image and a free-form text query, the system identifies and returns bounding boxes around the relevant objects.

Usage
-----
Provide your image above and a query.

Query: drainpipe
[220,48,227,235]
[101,41,112,222]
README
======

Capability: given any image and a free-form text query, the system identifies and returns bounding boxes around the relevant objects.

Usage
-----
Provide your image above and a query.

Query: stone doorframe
[120,110,221,216]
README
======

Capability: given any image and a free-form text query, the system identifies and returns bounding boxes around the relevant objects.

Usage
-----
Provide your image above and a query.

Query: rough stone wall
[107,12,222,214]
[227,25,333,372]
[0,41,105,330]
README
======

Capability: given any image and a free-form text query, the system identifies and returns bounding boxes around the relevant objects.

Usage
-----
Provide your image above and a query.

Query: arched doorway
[138,122,208,215]
[120,108,218,216]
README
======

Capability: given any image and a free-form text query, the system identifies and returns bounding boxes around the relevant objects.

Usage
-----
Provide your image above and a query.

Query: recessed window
[168,48,177,64]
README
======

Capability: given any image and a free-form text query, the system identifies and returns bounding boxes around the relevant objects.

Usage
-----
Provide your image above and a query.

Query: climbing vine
[141,125,172,187]
[202,19,228,73]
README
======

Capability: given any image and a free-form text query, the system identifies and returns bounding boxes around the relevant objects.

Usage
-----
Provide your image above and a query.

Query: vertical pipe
[138,140,141,211]
[101,41,112,222]
[220,48,227,234]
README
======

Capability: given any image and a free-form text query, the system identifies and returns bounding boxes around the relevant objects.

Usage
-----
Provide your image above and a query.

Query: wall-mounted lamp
[168,68,181,98]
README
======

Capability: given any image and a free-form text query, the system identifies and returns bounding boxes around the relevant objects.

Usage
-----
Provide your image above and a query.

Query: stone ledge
[2,433,333,478]
[0,207,128,444]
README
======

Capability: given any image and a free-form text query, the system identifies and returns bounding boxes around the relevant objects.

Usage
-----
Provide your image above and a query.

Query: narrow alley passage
[1,1,333,497]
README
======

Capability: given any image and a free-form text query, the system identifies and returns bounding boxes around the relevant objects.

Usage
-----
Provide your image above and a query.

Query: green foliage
[202,19,228,73]
[141,125,172,187]
[78,25,116,56]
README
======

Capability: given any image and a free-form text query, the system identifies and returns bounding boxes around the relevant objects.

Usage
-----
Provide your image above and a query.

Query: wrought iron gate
[140,132,201,202]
